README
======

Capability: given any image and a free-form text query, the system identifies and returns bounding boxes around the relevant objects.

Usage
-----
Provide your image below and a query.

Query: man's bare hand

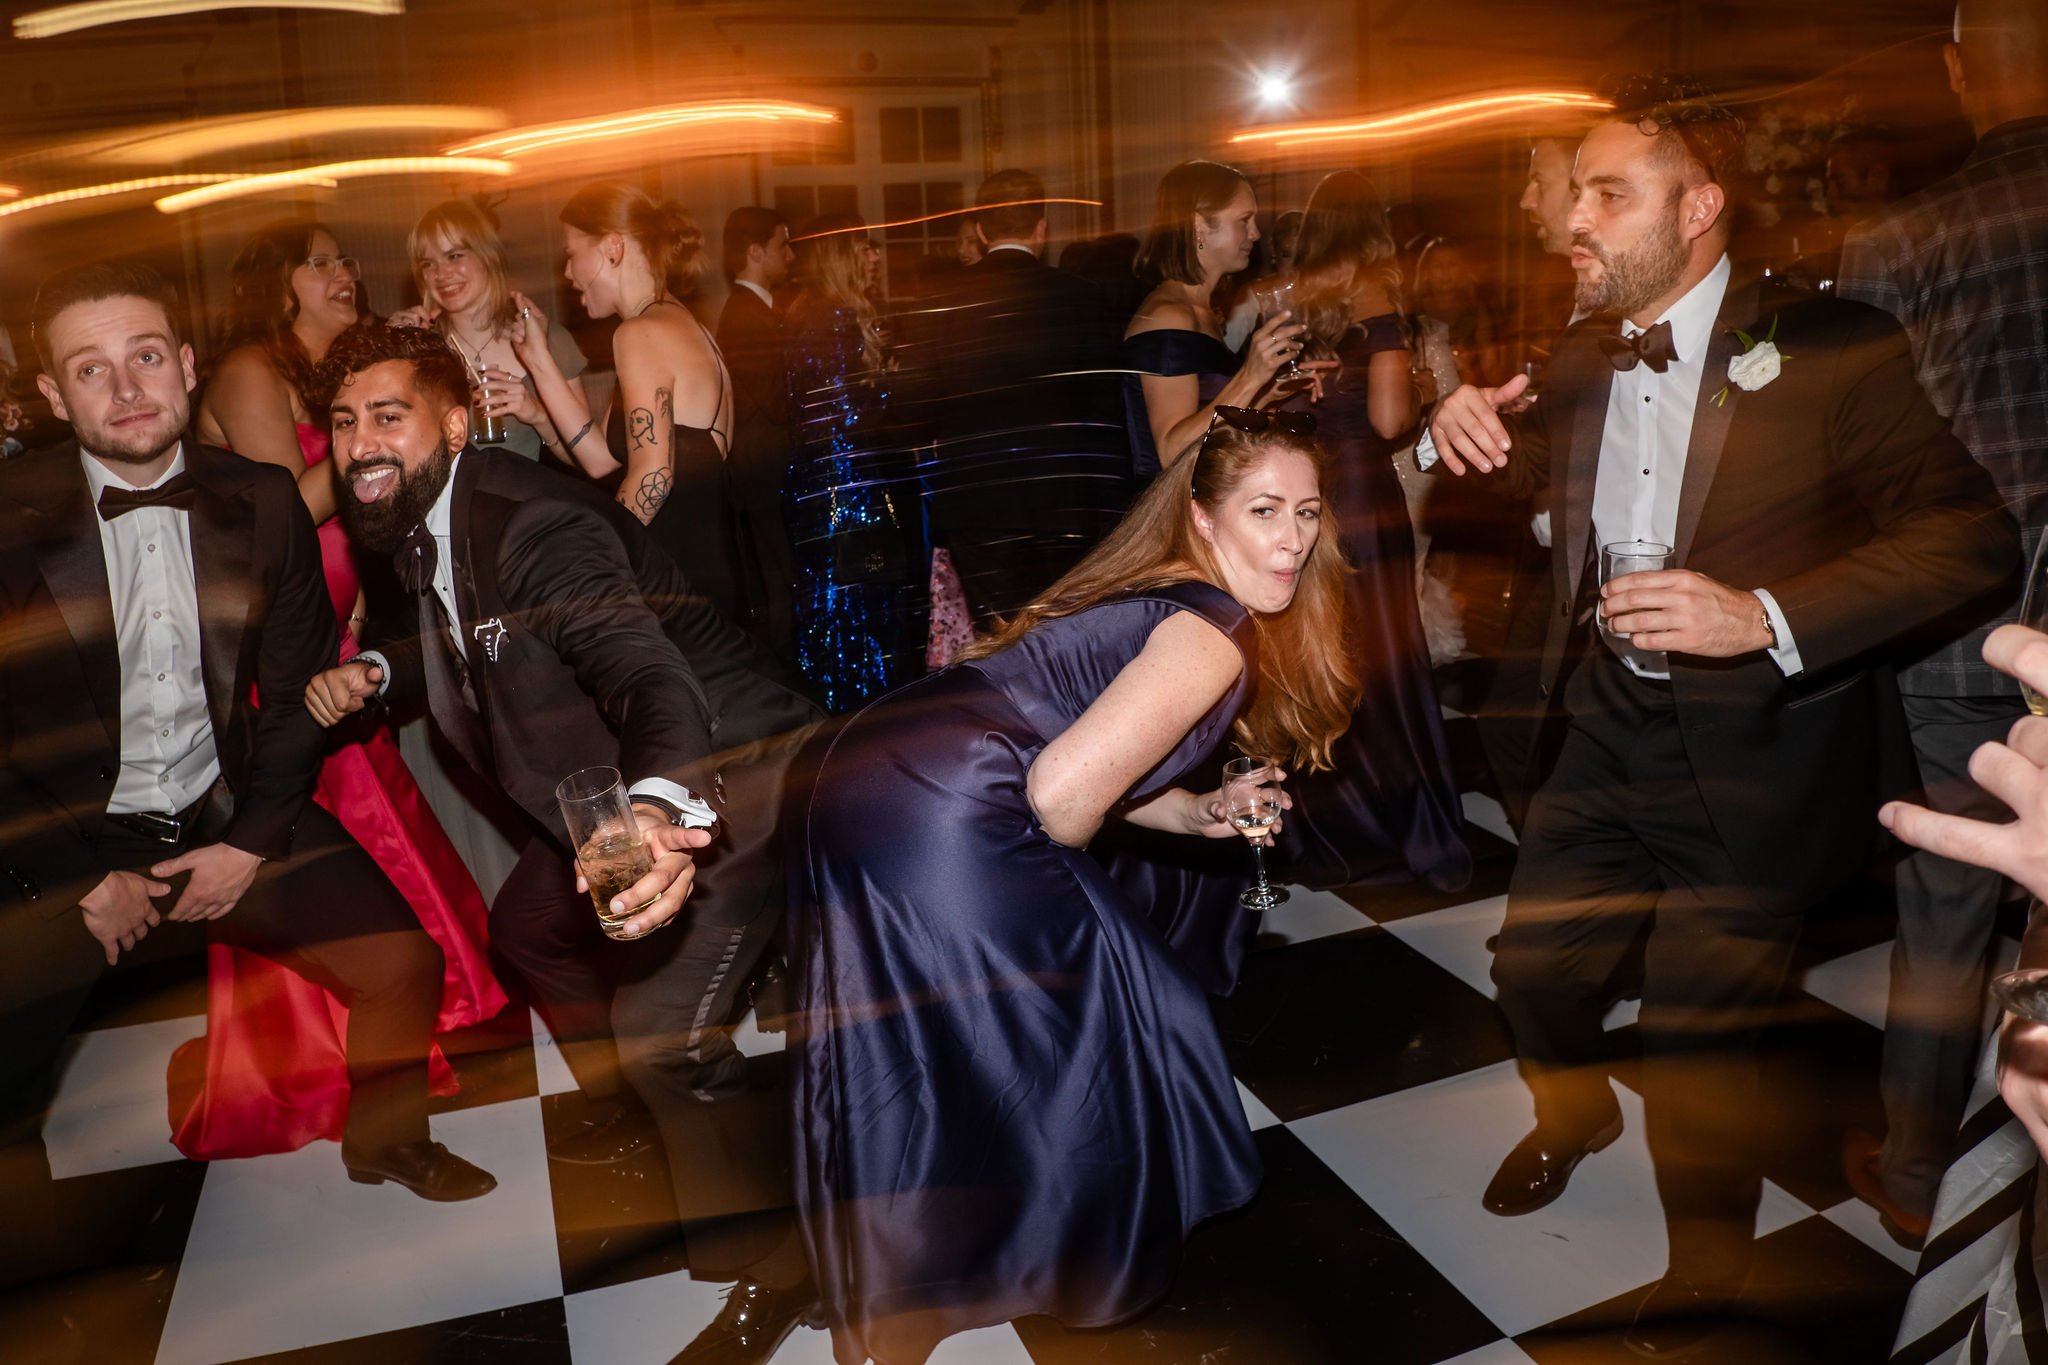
[1600,570,1774,658]
[306,660,382,727]
[79,869,168,965]
[153,843,263,922]
[1427,372,1530,475]
[574,812,716,940]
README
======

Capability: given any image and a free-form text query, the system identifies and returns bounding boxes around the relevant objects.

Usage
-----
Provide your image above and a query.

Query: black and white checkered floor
[10,778,1948,1364]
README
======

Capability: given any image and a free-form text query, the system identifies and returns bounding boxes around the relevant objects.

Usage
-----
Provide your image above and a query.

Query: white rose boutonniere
[1714,313,1791,407]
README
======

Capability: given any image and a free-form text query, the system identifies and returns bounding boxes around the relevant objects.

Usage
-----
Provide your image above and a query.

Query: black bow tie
[394,522,437,594]
[1597,320,1679,374]
[97,472,196,521]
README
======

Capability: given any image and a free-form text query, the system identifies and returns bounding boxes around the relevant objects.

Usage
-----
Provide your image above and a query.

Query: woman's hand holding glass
[389,303,441,331]
[506,291,555,378]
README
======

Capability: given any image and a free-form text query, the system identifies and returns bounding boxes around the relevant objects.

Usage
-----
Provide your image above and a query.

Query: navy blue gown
[790,582,1263,1365]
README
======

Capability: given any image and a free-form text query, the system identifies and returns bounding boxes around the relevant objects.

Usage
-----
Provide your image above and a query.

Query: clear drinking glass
[554,765,656,940]
[470,387,508,446]
[1251,279,1306,384]
[1598,540,1674,639]
[1222,756,1288,912]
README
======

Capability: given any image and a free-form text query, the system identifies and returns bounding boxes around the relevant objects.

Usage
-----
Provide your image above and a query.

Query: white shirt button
[157,673,165,681]
[152,610,161,620]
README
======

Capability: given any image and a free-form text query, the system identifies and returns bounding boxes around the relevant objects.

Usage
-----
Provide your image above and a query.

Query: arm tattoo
[633,467,673,519]
[628,406,657,450]
[656,385,673,425]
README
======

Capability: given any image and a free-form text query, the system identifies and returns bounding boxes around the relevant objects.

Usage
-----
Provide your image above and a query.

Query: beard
[333,438,456,555]
[1572,212,1687,317]
[76,401,188,468]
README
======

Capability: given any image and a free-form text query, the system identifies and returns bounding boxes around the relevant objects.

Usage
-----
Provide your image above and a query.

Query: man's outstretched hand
[1427,372,1531,476]
[306,660,383,727]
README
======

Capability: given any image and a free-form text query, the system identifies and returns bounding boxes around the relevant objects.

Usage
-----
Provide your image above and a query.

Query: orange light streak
[447,101,839,159]
[1231,90,1611,149]
[154,156,512,213]
[0,174,245,220]
[15,0,401,40]
[0,185,18,198]
[791,198,1105,242]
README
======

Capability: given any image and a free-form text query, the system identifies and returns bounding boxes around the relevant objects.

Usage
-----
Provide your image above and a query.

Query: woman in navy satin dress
[790,420,1361,1364]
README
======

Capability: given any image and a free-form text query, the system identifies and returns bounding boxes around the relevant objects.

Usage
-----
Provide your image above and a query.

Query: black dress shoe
[344,1140,497,1201]
[1482,1111,1624,1216]
[548,1095,656,1166]
[666,1275,818,1364]
[1623,1274,1732,1358]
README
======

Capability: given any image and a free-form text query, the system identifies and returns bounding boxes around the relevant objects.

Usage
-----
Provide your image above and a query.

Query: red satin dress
[169,426,513,1158]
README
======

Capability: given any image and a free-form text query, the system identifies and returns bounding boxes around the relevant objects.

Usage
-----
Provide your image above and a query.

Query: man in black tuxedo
[1427,78,2018,1352]
[303,322,823,1363]
[717,207,799,663]
[903,168,1131,627]
[0,261,493,1252]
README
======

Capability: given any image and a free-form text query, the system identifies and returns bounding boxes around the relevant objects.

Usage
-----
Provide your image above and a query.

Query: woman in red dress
[181,219,509,1157]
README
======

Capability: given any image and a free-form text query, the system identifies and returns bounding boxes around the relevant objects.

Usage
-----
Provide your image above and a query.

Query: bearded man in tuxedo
[1426,76,2017,1354]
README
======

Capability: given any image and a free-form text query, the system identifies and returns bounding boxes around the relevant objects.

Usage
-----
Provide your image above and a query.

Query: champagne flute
[1222,755,1289,912]
[1251,279,1306,385]
[555,765,659,940]
[1988,534,2048,1019]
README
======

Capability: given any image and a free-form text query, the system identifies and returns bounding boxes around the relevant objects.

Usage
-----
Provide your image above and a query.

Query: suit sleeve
[1759,307,2019,675]
[499,501,720,791]
[0,597,106,917]
[220,477,341,859]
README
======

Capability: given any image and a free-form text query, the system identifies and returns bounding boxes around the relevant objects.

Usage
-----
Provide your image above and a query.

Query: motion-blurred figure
[1836,0,2048,1249]
[717,207,800,662]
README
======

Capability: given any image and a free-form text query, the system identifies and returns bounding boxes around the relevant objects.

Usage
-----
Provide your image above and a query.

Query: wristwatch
[632,794,692,827]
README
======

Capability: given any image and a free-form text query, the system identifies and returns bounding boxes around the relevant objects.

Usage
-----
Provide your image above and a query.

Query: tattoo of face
[628,407,656,450]
[633,467,673,518]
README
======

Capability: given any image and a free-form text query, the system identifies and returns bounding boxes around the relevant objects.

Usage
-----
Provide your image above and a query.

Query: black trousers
[731,491,798,668]
[1492,649,1805,1288]
[0,794,443,1285]
[1881,692,2025,1217]
[486,743,804,1284]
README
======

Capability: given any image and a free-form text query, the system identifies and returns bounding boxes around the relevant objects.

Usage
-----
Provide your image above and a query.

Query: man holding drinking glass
[1425,75,2016,1355]
[302,322,824,1360]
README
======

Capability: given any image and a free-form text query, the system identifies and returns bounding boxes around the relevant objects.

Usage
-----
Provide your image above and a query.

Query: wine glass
[1221,756,1288,912]
[1987,534,2048,1019]
[1251,279,1306,385]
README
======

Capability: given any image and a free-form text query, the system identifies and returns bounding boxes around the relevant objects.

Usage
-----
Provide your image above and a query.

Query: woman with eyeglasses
[1121,160,1317,479]
[788,417,1358,1364]
[180,218,506,1162]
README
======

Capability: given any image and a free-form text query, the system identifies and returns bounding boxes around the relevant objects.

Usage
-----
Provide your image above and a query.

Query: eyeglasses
[302,254,361,278]
[1184,403,1318,472]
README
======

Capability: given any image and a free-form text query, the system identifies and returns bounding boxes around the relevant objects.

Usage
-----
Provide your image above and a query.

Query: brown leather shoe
[344,1140,497,1201]
[1482,1112,1625,1216]
[1841,1128,1930,1250]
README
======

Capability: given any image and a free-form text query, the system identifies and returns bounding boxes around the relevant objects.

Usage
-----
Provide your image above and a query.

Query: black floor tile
[1751,996,1887,1213]
[1218,927,1515,1123]
[1017,1126,1503,1365]
[0,1157,207,1364]
[1339,851,1515,926]
[427,1006,540,1116]
[541,1091,687,1297]
[71,949,209,1032]
[225,1296,572,1364]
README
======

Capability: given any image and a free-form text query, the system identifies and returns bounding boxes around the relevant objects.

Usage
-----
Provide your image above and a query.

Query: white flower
[1727,341,1783,392]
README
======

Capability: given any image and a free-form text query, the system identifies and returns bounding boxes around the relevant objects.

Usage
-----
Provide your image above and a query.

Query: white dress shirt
[83,447,222,815]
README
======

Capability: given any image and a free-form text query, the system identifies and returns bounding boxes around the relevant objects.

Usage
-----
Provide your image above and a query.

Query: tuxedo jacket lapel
[186,453,256,746]
[24,455,121,752]
[1554,333,1617,607]
[1673,280,1759,566]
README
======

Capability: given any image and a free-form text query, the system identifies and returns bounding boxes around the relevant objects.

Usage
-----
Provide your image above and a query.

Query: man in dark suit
[903,168,1131,627]
[717,207,799,664]
[1427,77,2018,1352]
[0,260,493,1261]
[303,322,823,1362]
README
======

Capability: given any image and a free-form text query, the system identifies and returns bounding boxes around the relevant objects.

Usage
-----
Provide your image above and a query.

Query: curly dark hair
[1599,73,1747,192]
[310,322,469,414]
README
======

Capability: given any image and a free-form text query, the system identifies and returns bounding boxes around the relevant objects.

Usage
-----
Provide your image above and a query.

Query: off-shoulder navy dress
[1121,326,1238,479]
[789,581,1262,1365]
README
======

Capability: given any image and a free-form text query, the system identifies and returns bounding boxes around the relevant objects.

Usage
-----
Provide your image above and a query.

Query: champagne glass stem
[1250,839,1273,896]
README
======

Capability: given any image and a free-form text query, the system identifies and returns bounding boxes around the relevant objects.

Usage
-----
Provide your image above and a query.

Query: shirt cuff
[1415,428,1440,471]
[348,651,393,697]
[1753,589,1803,677]
[1530,508,1553,548]
[627,777,719,829]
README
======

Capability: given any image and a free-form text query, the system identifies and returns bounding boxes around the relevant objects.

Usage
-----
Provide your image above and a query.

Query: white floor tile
[1820,1197,1923,1273]
[1462,791,1517,846]
[1436,1340,1540,1365]
[1237,1079,1281,1132]
[1378,894,1507,999]
[1260,884,1373,945]
[1602,998,1642,1032]
[1289,1060,1813,1337]
[531,1008,581,1097]
[155,1096,560,1364]
[1798,941,1891,1030]
[567,1270,1030,1365]
[733,1006,788,1059]
[42,1015,204,1180]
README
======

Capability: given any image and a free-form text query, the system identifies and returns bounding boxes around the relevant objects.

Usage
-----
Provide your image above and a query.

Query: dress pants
[1880,692,2026,1218]
[485,743,807,1286]
[0,793,443,1287]
[1492,648,1805,1288]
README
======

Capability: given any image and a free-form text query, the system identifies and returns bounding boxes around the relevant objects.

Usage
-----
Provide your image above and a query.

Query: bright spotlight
[1254,71,1295,107]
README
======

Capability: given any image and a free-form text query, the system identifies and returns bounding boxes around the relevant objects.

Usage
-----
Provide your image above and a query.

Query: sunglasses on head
[1188,404,1318,468]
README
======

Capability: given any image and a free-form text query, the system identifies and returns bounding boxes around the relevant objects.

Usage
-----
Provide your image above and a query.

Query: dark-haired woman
[516,181,742,623]
[180,220,506,1160]
[792,419,1358,1363]
[1276,169,1470,893]
[1122,160,1310,476]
